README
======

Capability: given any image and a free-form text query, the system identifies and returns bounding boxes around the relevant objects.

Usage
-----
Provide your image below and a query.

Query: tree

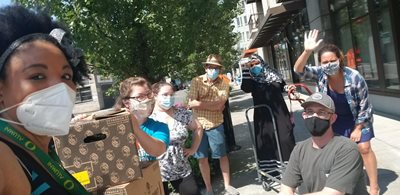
[15,0,240,86]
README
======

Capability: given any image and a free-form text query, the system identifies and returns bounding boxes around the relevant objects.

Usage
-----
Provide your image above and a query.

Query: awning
[249,0,305,49]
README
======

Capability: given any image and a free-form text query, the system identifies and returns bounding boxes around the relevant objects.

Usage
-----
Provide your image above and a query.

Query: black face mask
[304,117,330,136]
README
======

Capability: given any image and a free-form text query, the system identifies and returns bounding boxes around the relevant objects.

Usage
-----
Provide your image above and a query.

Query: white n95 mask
[0,83,76,136]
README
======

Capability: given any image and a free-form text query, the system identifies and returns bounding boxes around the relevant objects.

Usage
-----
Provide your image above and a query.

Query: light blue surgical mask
[158,95,175,110]
[250,64,263,76]
[207,69,219,80]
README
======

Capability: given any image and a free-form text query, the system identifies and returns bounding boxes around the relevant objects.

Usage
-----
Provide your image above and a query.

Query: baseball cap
[301,92,335,112]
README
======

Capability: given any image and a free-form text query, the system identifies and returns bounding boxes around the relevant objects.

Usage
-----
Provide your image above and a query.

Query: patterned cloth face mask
[129,99,154,123]
[321,59,340,76]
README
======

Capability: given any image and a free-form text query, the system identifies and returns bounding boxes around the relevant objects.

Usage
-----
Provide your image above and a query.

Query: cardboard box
[53,109,142,192]
[104,161,164,195]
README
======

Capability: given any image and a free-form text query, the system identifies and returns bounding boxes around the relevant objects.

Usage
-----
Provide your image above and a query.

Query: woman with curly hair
[0,5,90,194]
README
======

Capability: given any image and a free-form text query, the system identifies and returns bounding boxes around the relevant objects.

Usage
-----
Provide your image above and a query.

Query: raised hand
[304,29,323,52]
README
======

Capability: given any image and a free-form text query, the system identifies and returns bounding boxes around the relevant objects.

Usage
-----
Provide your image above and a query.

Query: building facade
[233,1,252,52]
[244,0,400,117]
[73,74,116,115]
[232,0,254,81]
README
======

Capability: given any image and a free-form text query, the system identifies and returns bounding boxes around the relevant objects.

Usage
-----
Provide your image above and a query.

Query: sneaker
[223,185,240,195]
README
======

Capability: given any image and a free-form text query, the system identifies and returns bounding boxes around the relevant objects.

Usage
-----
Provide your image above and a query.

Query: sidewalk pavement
[208,85,400,194]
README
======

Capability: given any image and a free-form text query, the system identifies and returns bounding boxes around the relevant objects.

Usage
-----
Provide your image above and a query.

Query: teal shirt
[138,118,169,161]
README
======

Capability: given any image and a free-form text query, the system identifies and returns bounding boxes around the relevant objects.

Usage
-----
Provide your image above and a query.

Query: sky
[0,0,11,7]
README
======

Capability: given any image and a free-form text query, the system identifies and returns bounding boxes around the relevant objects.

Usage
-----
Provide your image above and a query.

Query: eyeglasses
[304,109,333,119]
[126,93,152,102]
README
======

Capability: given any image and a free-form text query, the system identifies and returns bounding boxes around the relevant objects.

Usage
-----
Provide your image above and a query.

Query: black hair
[0,5,89,84]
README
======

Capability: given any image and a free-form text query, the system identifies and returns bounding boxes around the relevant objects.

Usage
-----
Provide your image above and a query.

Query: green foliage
[184,132,202,181]
[15,0,241,94]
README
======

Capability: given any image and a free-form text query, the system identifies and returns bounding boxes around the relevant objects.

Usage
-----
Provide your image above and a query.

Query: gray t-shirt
[282,136,368,195]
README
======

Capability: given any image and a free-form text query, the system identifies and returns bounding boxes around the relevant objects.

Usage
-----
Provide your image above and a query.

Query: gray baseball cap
[301,92,335,112]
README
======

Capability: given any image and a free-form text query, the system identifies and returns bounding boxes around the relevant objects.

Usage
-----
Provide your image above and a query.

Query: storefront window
[375,0,399,90]
[338,24,355,69]
[352,15,379,87]
[285,10,310,83]
[287,10,309,58]
[274,41,292,82]
[331,0,399,93]
[333,0,347,10]
[334,6,349,26]
[350,0,368,19]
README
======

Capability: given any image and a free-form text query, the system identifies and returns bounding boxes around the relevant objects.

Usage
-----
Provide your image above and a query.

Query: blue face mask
[250,64,263,76]
[207,69,219,80]
[158,95,175,110]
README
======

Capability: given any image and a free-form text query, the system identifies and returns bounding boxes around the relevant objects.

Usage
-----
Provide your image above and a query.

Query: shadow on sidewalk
[209,121,262,194]
[229,98,253,113]
[230,88,246,97]
[375,168,398,194]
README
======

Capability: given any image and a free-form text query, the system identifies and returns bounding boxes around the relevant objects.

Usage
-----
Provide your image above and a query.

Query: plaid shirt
[188,74,230,130]
[295,66,374,132]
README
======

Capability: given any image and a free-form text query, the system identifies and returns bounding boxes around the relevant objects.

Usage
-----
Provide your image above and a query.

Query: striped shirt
[295,66,374,133]
[188,74,230,130]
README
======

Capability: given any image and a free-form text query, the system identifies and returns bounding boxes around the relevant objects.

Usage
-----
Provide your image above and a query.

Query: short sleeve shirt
[137,118,169,161]
[188,74,230,130]
[282,136,368,194]
[150,108,194,181]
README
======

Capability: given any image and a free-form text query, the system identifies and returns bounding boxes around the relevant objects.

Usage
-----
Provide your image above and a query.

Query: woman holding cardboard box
[0,5,90,194]
[150,81,203,195]
[114,77,170,161]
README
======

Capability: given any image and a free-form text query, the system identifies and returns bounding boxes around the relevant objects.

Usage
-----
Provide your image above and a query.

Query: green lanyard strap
[0,121,89,195]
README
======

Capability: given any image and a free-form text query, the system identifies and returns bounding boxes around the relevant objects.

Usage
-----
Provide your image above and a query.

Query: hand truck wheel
[262,181,271,191]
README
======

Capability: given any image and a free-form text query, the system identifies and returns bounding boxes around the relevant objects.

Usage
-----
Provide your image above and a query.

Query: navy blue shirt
[328,89,355,136]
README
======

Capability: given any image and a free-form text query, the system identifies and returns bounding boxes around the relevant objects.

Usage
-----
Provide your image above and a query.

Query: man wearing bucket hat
[188,54,239,195]
[280,92,368,195]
